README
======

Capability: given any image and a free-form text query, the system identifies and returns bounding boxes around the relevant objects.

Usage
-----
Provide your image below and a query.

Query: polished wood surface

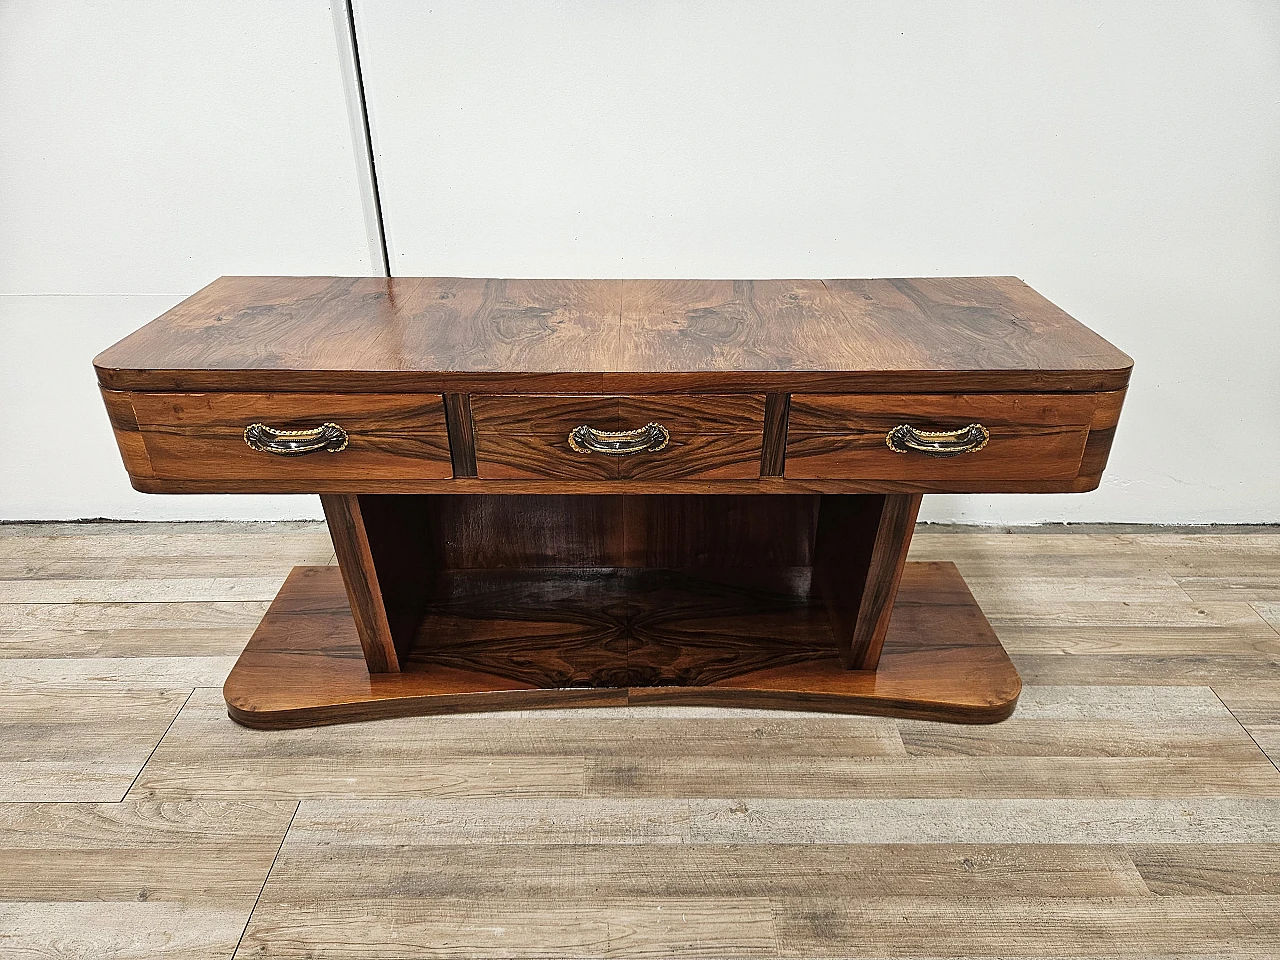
[814,494,923,669]
[222,561,1021,728]
[89,277,1135,731]
[412,494,819,569]
[471,394,764,480]
[441,393,477,477]
[318,494,401,673]
[94,276,1132,394]
[6,522,1279,957]
[108,389,452,485]
[760,392,790,476]
[105,385,1123,495]
[95,275,1130,496]
[787,392,1096,481]
[313,492,932,691]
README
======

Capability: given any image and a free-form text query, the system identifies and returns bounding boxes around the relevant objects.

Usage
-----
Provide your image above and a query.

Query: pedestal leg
[320,493,440,673]
[224,491,1020,728]
[813,493,923,670]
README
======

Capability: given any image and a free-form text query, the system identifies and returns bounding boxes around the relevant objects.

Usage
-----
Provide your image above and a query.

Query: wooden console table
[94,277,1130,728]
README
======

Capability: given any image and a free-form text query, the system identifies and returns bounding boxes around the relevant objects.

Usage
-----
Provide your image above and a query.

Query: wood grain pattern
[471,394,764,481]
[121,474,1145,496]
[406,494,819,569]
[760,392,790,476]
[221,561,1021,728]
[319,494,400,673]
[117,389,452,486]
[0,684,191,801]
[94,276,1133,394]
[441,394,477,477]
[814,494,923,669]
[3,522,1280,959]
[786,392,1096,481]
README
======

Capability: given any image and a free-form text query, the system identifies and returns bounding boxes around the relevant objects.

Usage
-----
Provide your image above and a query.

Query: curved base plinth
[224,561,1021,728]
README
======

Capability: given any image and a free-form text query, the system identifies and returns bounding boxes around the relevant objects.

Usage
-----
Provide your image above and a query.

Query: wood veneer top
[94,276,1132,393]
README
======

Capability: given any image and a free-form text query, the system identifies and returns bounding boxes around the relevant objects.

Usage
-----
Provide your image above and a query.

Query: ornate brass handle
[243,422,349,456]
[886,422,989,457]
[568,422,670,456]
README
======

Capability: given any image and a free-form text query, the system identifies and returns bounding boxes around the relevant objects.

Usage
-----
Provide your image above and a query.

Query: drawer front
[471,395,764,481]
[786,393,1096,481]
[128,392,452,482]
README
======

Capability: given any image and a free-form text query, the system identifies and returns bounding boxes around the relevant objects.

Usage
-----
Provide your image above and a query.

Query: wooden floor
[1,522,1278,958]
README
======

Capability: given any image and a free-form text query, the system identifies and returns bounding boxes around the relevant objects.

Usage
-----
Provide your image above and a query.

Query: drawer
[471,395,764,480]
[125,392,452,482]
[785,393,1097,481]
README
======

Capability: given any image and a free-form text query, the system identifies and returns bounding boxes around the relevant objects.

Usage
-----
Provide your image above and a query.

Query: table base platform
[223,560,1021,729]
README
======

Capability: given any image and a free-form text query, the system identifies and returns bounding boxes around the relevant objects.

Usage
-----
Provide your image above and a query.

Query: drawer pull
[568,422,670,456]
[886,422,989,457]
[244,422,349,456]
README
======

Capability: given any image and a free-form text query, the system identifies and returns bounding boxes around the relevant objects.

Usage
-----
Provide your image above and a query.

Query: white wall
[2,1,1277,523]
[0,0,377,520]
[356,0,1280,524]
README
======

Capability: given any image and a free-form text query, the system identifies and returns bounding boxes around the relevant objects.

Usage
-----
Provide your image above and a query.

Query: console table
[94,277,1130,728]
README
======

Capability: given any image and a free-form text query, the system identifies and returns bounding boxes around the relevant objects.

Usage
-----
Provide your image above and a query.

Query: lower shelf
[223,561,1021,728]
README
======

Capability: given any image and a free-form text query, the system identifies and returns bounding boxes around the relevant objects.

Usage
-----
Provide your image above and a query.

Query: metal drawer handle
[886,422,989,457]
[244,422,349,456]
[568,422,670,456]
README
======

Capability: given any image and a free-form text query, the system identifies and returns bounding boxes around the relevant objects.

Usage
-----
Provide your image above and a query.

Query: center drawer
[470,395,765,480]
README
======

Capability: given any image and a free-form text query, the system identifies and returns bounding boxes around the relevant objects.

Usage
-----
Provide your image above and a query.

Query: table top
[94,276,1131,394]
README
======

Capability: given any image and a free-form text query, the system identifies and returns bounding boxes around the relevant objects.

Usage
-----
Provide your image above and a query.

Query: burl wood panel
[94,276,1132,395]
[118,390,452,485]
[786,393,1096,481]
[222,561,1021,728]
[470,395,764,481]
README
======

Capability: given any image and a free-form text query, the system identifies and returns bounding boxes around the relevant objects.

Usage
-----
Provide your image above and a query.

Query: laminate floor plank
[0,626,261,659]
[898,684,1268,759]
[1012,652,1280,685]
[771,895,1280,958]
[1253,600,1280,632]
[1128,844,1280,896]
[1212,680,1280,768]
[0,555,317,581]
[0,902,258,960]
[0,576,289,604]
[0,799,294,900]
[285,797,1280,844]
[585,755,1280,798]
[129,689,590,800]
[238,897,779,960]
[1,522,1277,959]
[589,684,1279,798]
[0,656,237,687]
[0,684,190,801]
[0,599,271,632]
[0,525,333,561]
[962,574,1195,612]
[258,842,1149,900]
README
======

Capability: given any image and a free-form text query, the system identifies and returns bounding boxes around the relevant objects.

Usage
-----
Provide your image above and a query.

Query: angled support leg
[813,493,923,670]
[320,494,439,673]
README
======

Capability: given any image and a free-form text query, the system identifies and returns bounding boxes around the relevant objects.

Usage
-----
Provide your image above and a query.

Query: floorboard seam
[120,687,192,801]
[1248,601,1280,640]
[232,800,300,960]
[1211,686,1280,778]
